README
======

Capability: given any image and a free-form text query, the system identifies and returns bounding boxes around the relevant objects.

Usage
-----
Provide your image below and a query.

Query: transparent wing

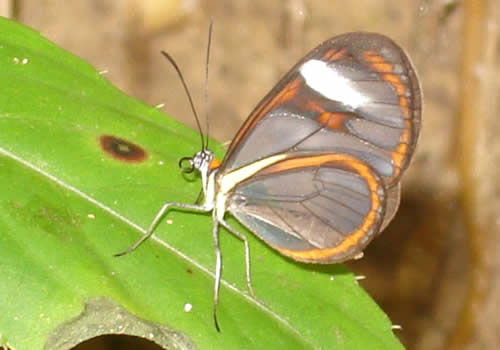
[221,32,421,186]
[227,153,386,263]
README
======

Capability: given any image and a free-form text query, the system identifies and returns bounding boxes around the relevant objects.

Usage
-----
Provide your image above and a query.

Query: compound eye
[178,156,195,173]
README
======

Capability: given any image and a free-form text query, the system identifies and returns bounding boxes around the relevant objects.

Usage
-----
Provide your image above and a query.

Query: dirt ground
[9,0,500,349]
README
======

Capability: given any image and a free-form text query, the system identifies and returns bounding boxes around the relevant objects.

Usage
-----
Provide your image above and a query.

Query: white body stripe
[218,154,288,195]
[213,153,288,221]
[299,59,369,109]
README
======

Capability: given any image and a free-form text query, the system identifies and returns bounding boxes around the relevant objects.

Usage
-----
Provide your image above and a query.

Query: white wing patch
[299,59,369,109]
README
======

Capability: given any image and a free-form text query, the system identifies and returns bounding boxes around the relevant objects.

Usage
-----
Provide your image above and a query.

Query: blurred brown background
[4,0,499,349]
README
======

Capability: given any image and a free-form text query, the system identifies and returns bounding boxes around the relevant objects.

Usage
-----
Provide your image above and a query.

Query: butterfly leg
[212,217,261,331]
[212,210,222,331]
[114,202,211,257]
[218,219,256,300]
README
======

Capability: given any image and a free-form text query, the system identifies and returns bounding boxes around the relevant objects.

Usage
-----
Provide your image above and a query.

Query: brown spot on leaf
[99,135,147,163]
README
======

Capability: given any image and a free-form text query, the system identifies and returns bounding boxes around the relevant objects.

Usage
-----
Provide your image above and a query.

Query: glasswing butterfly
[117,31,422,330]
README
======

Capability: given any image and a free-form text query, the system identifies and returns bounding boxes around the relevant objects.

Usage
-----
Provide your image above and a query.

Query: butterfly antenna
[161,51,205,150]
[204,18,214,150]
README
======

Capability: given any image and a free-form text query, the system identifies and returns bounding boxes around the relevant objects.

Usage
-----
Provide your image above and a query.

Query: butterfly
[117,31,422,330]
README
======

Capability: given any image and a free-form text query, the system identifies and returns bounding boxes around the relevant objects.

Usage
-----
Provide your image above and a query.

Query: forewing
[220,32,421,186]
[227,154,386,263]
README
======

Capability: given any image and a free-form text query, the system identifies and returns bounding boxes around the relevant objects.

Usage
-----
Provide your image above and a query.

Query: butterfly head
[178,149,216,199]
[178,149,214,175]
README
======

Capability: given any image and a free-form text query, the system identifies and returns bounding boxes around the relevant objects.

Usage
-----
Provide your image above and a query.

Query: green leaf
[0,17,404,349]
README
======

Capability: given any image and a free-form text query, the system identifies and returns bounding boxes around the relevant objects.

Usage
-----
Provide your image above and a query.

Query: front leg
[114,201,212,257]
